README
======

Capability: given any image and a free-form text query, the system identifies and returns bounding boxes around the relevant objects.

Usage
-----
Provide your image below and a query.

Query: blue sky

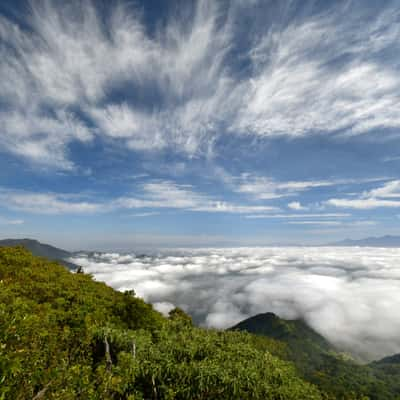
[0,0,400,250]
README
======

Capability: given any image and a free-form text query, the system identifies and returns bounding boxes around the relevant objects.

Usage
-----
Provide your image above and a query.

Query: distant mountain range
[0,238,80,270]
[328,235,400,247]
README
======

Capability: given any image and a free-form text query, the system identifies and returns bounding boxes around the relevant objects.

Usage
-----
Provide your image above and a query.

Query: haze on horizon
[0,0,400,249]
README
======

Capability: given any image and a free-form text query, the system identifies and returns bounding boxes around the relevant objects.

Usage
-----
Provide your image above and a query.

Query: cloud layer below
[71,246,400,361]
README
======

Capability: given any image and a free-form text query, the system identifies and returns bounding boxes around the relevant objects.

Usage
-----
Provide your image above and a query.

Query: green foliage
[0,247,322,399]
[232,312,400,400]
[168,307,193,326]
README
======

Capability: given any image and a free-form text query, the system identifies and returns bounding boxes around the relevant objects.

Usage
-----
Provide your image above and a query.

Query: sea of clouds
[70,247,400,361]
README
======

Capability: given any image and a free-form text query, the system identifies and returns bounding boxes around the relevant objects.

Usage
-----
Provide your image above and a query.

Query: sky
[1,0,400,250]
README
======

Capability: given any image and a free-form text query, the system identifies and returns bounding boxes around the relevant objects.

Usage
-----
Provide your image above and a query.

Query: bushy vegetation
[0,247,322,399]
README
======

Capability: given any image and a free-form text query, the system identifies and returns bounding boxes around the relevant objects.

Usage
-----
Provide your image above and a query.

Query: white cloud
[119,181,278,213]
[232,5,400,139]
[228,174,387,201]
[89,104,167,151]
[327,180,400,209]
[288,221,342,226]
[0,181,278,215]
[0,189,105,214]
[5,178,398,216]
[352,221,377,226]
[130,212,160,218]
[383,156,400,162]
[0,0,235,165]
[234,177,287,200]
[287,220,377,227]
[233,175,332,200]
[1,2,400,167]
[71,246,400,361]
[288,201,307,210]
[0,216,24,225]
[367,180,400,199]
[153,301,175,317]
[328,198,400,209]
[244,213,350,219]
[0,110,92,169]
[142,181,205,209]
[192,202,277,213]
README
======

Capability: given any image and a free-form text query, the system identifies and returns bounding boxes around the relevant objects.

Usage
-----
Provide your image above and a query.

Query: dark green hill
[0,238,80,270]
[373,354,400,365]
[231,312,400,400]
[370,354,400,392]
[231,312,332,351]
[0,238,70,258]
[230,312,334,374]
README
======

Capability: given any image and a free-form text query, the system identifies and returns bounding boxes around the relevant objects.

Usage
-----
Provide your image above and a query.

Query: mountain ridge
[0,238,80,270]
[328,235,400,247]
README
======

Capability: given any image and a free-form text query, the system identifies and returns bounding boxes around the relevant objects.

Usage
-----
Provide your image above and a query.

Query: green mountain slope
[231,313,400,400]
[231,312,333,366]
[373,354,400,365]
[0,246,322,400]
[369,354,400,395]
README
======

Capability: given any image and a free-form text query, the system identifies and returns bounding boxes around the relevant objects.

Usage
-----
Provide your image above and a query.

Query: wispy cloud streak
[1,1,400,167]
[328,180,400,209]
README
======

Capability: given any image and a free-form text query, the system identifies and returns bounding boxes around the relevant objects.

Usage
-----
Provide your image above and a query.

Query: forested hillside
[0,247,321,399]
[1,246,399,399]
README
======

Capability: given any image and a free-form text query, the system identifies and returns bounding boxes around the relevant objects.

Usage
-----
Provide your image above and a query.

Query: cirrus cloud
[1,1,400,168]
